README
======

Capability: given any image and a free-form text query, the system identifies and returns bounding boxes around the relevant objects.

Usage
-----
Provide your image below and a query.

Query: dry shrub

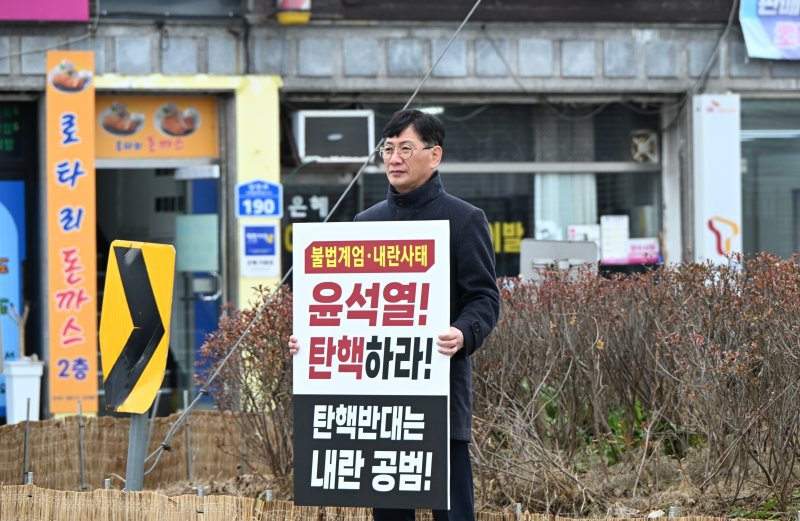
[196,285,294,495]
[195,257,800,516]
[473,254,800,516]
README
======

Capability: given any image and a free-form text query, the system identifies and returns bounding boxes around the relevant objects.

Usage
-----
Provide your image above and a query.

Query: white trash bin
[4,358,45,424]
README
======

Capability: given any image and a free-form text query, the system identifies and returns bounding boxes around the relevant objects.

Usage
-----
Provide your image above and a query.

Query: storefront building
[0,0,796,418]
[0,1,283,417]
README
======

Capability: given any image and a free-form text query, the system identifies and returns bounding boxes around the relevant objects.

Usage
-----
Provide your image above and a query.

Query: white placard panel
[292,221,450,510]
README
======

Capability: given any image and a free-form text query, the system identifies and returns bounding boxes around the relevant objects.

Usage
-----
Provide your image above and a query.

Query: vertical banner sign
[46,51,98,413]
[692,94,742,264]
[293,221,450,510]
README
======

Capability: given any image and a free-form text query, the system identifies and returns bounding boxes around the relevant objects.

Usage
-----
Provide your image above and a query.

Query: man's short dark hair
[382,109,445,147]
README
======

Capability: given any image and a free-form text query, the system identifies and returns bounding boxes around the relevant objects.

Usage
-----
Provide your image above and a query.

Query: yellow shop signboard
[96,96,218,159]
[46,50,98,413]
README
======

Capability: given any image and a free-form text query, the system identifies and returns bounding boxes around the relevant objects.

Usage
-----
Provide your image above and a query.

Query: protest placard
[293,220,450,509]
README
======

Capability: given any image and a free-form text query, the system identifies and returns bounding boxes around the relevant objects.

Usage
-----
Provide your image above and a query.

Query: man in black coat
[291,109,500,520]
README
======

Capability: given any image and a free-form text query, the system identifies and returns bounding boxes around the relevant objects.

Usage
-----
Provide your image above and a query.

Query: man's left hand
[437,326,464,357]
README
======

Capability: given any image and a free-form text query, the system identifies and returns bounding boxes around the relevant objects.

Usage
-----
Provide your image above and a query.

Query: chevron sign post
[99,240,175,491]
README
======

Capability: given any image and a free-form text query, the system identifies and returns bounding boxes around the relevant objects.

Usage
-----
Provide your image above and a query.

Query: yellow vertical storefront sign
[46,51,98,413]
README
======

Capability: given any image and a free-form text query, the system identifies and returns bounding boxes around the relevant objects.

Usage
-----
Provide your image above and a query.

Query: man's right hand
[288,335,300,356]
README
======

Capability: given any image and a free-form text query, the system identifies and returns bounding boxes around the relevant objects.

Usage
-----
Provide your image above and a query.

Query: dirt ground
[155,468,797,519]
[157,473,275,499]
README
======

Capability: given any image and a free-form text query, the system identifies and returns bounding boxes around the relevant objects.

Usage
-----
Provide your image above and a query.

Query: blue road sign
[236,180,283,219]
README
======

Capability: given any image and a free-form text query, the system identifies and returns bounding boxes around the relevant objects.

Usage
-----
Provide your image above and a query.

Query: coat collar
[387,170,443,208]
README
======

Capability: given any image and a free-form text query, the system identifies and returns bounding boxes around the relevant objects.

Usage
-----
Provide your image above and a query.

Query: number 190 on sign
[236,180,283,219]
[242,198,276,216]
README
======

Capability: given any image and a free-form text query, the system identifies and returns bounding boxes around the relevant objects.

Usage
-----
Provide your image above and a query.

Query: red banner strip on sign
[305,240,435,273]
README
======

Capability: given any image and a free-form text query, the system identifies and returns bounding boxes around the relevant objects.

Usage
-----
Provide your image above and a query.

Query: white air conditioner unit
[292,109,375,163]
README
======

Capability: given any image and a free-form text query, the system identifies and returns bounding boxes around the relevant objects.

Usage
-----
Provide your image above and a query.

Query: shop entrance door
[96,167,223,414]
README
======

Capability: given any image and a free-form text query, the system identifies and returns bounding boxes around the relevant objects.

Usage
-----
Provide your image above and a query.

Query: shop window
[361,174,519,268]
[741,100,800,257]
[361,171,661,278]
[368,102,659,163]
[285,102,663,278]
[0,103,33,165]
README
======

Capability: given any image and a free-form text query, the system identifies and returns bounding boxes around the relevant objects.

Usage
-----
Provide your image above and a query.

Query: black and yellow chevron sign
[99,240,175,414]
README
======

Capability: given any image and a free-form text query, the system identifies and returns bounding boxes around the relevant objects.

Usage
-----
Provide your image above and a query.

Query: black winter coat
[355,171,500,441]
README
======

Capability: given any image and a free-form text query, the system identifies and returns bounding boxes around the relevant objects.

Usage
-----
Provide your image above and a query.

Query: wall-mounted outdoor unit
[292,109,375,163]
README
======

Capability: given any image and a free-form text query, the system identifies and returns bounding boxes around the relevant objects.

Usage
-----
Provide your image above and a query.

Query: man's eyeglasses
[376,144,435,161]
